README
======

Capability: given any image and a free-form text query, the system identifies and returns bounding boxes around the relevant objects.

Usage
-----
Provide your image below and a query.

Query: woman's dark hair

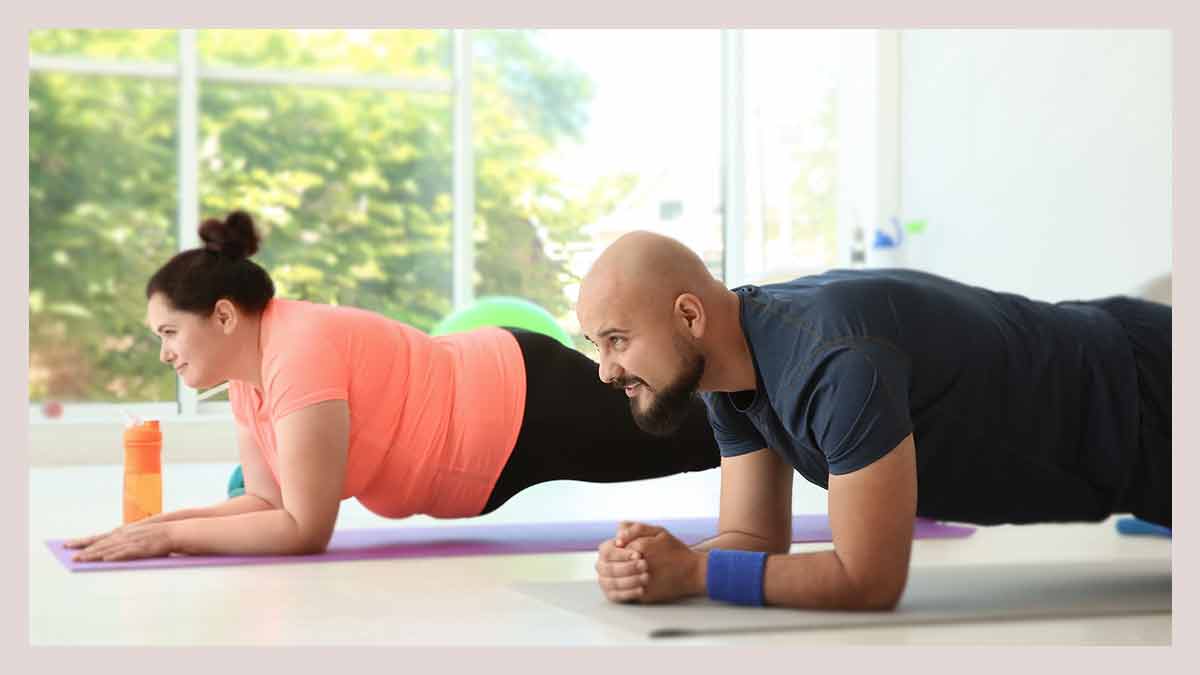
[145,210,275,316]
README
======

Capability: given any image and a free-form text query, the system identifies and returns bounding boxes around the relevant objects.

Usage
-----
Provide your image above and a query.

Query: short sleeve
[261,330,350,422]
[700,391,769,458]
[795,341,912,475]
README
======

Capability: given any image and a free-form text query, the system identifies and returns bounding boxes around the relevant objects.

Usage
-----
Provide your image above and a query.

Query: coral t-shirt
[229,298,526,519]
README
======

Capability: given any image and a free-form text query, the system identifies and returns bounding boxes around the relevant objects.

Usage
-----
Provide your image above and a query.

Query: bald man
[576,231,1170,611]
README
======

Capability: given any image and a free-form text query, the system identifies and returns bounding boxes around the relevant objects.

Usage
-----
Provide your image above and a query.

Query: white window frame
[28,29,897,464]
[28,29,459,428]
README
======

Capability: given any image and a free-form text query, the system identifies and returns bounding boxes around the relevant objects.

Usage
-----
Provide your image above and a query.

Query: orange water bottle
[123,420,162,524]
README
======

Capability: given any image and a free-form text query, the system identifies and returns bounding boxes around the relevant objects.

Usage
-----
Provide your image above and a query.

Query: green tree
[29,29,633,403]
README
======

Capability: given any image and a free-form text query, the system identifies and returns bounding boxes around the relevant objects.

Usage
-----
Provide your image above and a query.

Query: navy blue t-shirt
[701,269,1140,525]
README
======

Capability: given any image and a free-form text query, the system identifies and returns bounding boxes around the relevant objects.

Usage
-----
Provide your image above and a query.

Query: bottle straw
[196,382,230,402]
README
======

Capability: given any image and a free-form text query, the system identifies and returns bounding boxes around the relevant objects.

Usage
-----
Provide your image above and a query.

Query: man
[575,231,1170,610]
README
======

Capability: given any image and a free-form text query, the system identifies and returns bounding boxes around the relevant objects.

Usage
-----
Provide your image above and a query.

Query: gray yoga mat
[514,557,1171,638]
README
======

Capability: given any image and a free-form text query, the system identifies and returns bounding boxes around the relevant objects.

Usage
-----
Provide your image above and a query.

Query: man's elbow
[858,588,903,611]
[853,575,908,611]
[770,536,794,555]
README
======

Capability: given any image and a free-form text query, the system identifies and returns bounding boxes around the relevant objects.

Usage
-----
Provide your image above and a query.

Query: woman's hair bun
[198,210,261,261]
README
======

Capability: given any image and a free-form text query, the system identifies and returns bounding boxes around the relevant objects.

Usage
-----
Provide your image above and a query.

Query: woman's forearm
[165,507,330,556]
[139,494,276,525]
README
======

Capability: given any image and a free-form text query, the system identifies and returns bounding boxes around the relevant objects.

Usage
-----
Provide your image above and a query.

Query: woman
[66,211,719,561]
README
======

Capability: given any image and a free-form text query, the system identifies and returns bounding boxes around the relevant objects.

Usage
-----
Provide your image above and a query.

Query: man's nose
[598,355,623,384]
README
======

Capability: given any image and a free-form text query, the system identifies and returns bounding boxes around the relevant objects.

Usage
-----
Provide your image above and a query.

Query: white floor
[29,463,1171,645]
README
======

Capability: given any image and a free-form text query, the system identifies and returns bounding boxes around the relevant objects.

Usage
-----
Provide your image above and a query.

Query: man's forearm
[767,549,905,609]
[699,548,905,610]
[691,529,791,554]
[165,508,328,556]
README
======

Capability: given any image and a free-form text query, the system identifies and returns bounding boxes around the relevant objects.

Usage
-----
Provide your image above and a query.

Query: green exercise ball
[431,296,573,348]
[227,465,245,498]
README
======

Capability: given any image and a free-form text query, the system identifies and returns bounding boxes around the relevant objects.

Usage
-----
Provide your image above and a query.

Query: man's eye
[610,336,625,347]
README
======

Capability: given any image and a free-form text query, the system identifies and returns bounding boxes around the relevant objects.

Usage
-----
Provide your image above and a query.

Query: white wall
[899,30,1171,302]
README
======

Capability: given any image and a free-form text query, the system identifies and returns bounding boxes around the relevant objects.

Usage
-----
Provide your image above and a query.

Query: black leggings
[1090,297,1171,528]
[480,329,721,515]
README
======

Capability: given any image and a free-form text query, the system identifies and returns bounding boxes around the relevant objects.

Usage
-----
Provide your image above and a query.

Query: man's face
[579,299,706,437]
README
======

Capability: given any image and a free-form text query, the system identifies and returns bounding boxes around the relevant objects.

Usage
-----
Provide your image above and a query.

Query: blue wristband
[706,549,768,606]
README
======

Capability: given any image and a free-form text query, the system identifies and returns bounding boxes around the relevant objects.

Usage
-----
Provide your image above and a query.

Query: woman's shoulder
[270,297,412,328]
[263,298,423,363]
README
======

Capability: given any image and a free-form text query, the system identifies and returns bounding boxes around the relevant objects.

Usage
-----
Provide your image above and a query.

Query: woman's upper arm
[272,399,351,550]
[236,424,283,508]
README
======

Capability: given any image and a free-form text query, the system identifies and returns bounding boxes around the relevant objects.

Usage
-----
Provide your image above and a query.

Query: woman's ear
[213,299,240,335]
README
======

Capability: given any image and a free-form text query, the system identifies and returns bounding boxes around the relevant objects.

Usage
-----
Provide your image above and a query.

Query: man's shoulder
[736,278,862,348]
[747,270,954,339]
[745,272,885,311]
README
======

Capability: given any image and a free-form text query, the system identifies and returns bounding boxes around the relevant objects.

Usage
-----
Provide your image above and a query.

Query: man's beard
[629,337,706,437]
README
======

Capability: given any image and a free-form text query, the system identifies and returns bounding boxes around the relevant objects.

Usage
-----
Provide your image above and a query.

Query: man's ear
[675,293,706,338]
[213,298,240,335]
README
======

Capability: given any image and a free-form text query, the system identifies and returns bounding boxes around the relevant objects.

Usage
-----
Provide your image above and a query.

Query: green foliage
[29,29,633,403]
[29,71,179,402]
[30,29,178,61]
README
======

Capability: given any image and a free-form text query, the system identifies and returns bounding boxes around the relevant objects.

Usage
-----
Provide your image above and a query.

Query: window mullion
[721,29,746,287]
[452,30,475,310]
[176,29,200,417]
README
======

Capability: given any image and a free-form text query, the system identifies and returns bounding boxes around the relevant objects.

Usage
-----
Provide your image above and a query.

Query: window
[196,31,456,329]
[30,29,458,419]
[29,70,179,406]
[742,30,841,279]
[473,30,723,349]
[28,29,892,441]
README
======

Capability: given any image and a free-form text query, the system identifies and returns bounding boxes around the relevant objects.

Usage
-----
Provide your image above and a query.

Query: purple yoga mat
[47,515,974,573]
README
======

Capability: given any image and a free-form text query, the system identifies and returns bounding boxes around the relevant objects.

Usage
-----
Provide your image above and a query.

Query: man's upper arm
[701,392,792,551]
[716,447,794,552]
[826,432,917,606]
[795,341,912,475]
[701,391,769,458]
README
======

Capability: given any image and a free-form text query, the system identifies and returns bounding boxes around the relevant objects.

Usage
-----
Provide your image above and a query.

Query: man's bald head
[576,231,731,436]
[578,231,721,328]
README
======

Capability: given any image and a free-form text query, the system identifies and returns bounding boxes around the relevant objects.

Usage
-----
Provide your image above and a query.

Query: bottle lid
[124,419,162,443]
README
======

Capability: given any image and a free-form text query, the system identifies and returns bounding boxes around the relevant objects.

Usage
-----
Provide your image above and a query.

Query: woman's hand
[64,527,121,551]
[67,521,175,562]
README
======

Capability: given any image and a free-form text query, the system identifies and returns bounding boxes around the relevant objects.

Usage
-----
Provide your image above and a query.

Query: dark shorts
[479,329,721,515]
[1092,296,1171,527]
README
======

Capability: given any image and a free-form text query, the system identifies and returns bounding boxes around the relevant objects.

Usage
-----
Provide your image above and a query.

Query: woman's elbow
[294,539,330,555]
[291,523,335,555]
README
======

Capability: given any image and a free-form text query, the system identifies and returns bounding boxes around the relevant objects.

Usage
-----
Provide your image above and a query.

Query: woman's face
[146,292,232,390]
